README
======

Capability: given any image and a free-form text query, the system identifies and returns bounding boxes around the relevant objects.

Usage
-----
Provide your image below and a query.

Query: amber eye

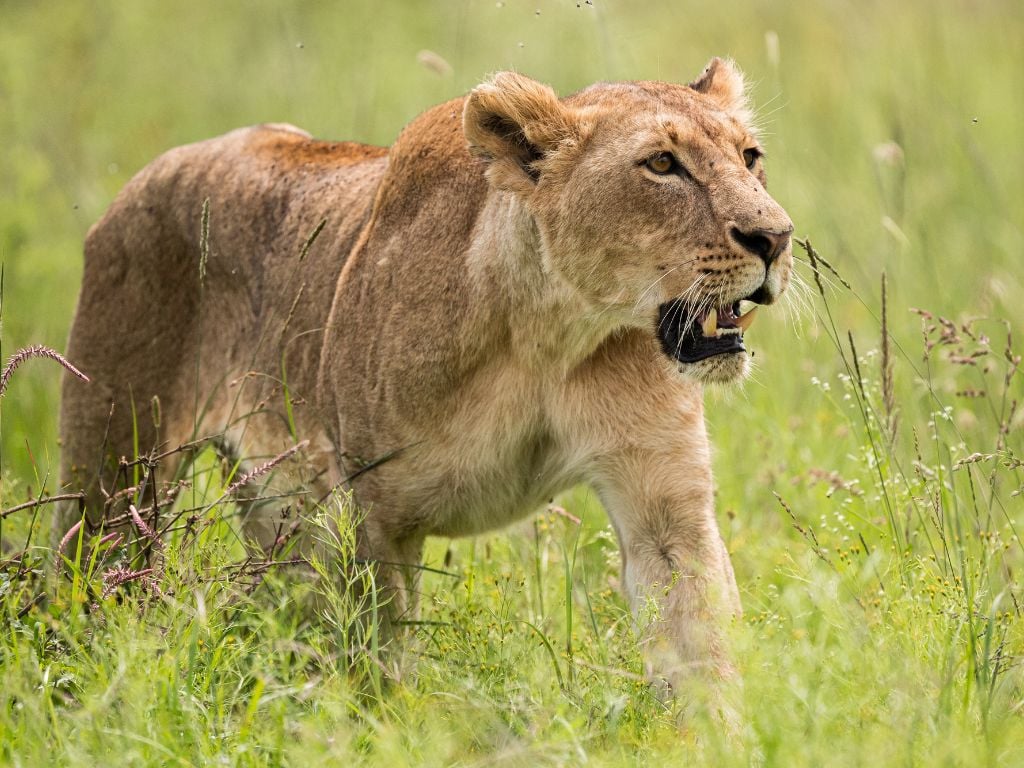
[646,152,676,175]
[743,147,762,170]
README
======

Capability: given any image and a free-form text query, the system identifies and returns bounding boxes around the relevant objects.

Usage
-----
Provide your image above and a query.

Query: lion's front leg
[593,445,741,690]
[356,521,426,636]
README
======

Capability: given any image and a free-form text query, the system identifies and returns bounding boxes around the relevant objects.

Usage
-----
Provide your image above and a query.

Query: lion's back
[62,124,392,502]
[89,124,388,261]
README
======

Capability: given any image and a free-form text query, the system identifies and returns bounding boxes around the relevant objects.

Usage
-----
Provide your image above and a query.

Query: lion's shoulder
[385,97,484,192]
[367,97,488,234]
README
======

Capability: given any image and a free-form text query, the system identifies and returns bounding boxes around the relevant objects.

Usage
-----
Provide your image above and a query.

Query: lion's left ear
[464,72,580,194]
[689,57,750,117]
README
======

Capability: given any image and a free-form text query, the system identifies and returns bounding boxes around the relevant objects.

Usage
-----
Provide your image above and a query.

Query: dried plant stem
[129,503,164,551]
[0,345,89,397]
[222,440,309,498]
[101,566,155,599]
[1,492,86,520]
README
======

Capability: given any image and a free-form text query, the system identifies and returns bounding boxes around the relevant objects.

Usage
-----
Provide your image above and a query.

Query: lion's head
[464,58,793,384]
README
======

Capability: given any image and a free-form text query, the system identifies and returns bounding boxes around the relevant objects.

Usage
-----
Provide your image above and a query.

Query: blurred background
[1,0,1021,491]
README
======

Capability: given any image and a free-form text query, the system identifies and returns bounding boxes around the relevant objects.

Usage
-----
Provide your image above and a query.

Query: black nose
[730,226,793,266]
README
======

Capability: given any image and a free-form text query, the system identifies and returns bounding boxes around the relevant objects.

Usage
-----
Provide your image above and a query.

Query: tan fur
[59,59,793,690]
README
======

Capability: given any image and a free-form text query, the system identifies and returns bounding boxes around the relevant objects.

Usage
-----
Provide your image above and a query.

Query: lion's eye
[743,147,762,170]
[645,152,677,175]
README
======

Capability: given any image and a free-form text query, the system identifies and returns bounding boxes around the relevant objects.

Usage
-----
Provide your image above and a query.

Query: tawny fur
[59,59,793,688]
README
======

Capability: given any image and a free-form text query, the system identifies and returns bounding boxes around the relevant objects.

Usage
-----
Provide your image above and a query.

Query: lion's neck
[466,194,623,371]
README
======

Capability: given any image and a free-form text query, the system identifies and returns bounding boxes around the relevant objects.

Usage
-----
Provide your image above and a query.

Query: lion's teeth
[736,307,758,332]
[702,312,718,337]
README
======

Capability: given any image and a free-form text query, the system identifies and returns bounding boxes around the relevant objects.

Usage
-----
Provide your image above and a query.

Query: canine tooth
[735,306,758,332]
[702,312,718,337]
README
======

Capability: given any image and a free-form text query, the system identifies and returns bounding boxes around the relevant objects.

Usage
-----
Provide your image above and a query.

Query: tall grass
[1,1,1022,765]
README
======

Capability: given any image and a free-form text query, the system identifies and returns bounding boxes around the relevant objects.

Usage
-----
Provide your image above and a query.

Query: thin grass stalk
[801,238,904,556]
[880,272,899,448]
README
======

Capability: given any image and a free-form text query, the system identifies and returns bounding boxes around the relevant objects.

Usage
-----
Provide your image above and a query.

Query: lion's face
[464,59,793,384]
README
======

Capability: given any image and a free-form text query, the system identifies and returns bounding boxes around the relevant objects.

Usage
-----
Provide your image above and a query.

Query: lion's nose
[730,226,793,266]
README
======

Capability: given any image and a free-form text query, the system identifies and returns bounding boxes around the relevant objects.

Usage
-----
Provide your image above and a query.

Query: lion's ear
[689,57,750,117]
[464,72,578,194]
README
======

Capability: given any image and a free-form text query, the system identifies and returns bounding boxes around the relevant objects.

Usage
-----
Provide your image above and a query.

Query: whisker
[782,272,815,336]
[679,291,719,357]
[656,274,710,335]
[631,258,701,317]
[674,289,717,358]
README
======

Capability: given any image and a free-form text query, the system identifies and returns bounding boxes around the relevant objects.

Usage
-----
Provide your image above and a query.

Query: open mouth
[656,299,759,363]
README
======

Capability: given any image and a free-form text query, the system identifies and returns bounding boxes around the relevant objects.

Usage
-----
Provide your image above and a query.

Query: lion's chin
[672,352,751,385]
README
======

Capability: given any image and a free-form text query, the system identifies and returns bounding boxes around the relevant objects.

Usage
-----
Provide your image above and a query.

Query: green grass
[1,1,1022,765]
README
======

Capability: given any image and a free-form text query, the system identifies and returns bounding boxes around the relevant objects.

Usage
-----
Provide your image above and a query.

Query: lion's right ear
[689,57,751,120]
[464,72,578,194]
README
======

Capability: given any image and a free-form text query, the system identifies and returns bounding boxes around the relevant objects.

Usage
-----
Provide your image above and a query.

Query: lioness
[59,58,792,689]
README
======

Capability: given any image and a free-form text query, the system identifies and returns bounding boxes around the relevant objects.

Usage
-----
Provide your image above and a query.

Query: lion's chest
[367,367,583,539]
[424,425,578,538]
